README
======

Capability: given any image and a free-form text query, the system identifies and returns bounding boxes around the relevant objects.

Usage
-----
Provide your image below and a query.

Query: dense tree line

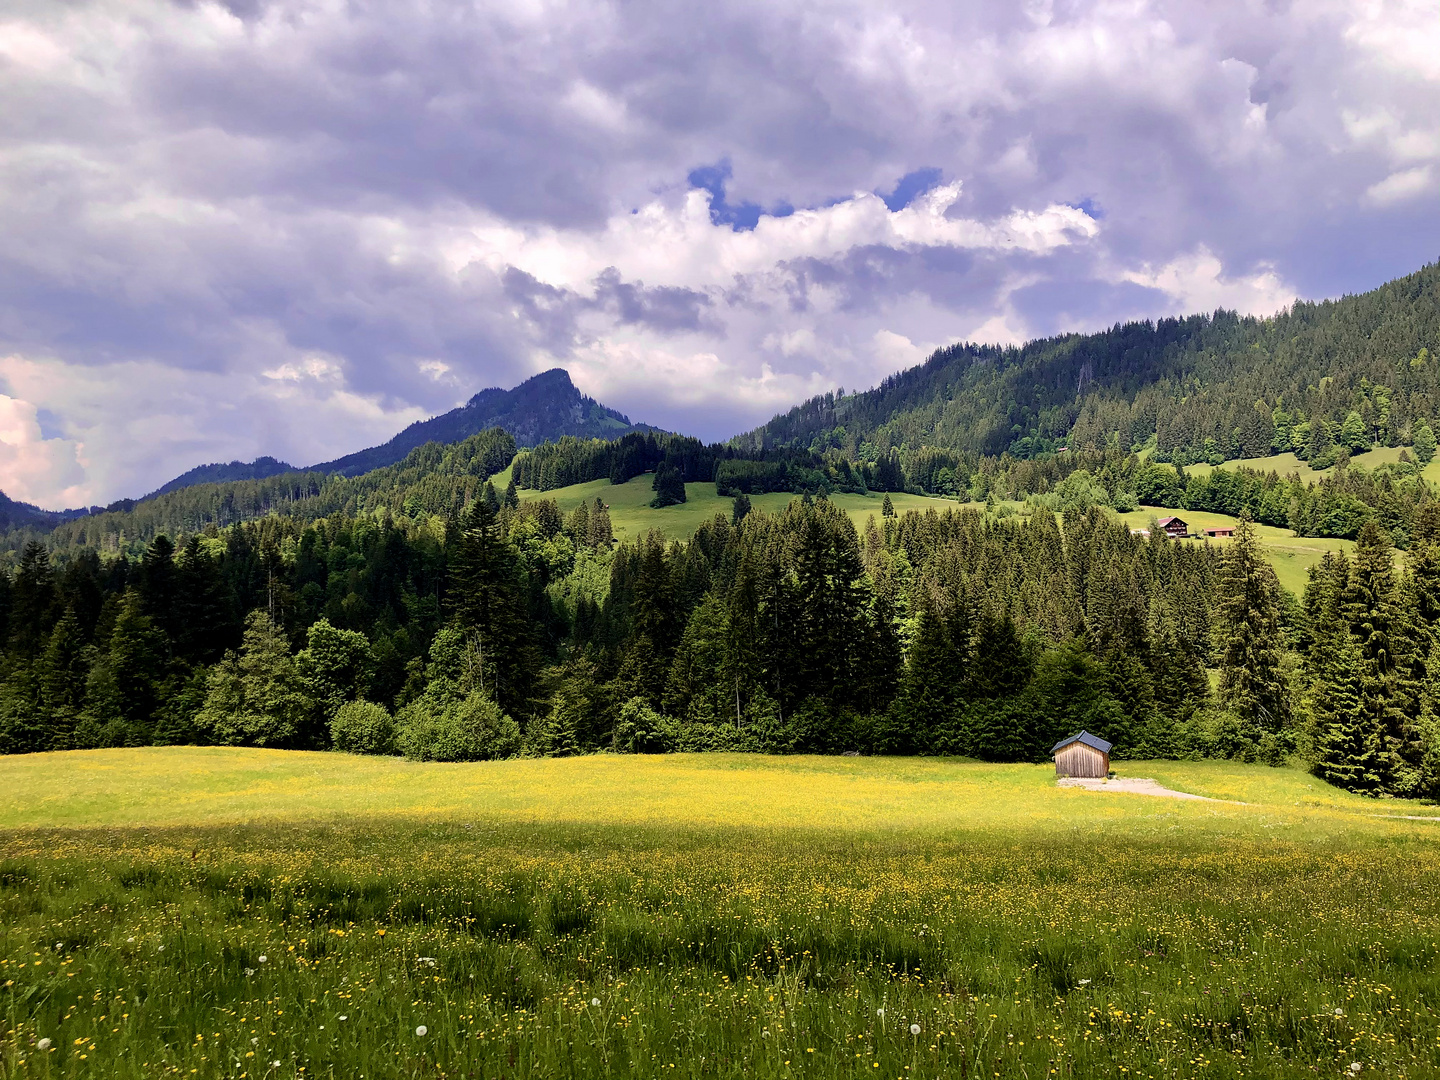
[3,483,1432,797]
[510,432,887,498]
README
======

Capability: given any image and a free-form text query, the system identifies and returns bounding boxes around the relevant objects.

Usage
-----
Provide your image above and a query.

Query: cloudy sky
[0,0,1438,508]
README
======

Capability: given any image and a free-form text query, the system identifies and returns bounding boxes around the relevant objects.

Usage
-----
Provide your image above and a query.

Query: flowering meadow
[2,750,1439,1079]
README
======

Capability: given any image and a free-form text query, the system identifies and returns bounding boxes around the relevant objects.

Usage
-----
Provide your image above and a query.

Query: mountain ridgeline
[310,368,647,477]
[739,261,1440,468]
[110,367,649,512]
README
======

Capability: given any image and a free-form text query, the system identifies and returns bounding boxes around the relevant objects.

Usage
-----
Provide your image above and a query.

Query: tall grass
[2,753,1439,1077]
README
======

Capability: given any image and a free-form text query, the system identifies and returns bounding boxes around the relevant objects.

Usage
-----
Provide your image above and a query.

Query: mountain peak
[309,367,646,477]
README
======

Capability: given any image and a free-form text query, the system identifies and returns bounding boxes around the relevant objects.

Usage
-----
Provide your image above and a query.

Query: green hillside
[514,471,955,541]
[741,262,1440,471]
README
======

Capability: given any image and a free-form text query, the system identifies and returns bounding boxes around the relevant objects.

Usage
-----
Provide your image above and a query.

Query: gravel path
[1057,776,1223,801]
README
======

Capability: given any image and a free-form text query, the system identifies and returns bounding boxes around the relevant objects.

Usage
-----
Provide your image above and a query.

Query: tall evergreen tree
[1215,514,1290,736]
[447,499,539,717]
[37,608,91,751]
[9,541,57,657]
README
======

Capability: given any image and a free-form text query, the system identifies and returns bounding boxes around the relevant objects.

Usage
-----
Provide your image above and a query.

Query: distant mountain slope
[131,367,654,508]
[143,456,296,499]
[14,429,517,556]
[737,262,1440,468]
[0,490,87,533]
[310,368,650,477]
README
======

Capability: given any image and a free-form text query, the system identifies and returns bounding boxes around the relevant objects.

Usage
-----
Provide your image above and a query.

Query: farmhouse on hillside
[1204,525,1235,538]
[1156,516,1188,538]
[1053,730,1112,778]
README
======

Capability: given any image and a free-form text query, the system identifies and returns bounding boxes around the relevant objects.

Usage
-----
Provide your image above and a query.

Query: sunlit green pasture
[3,750,1440,1079]
[1184,446,1440,485]
[514,472,954,541]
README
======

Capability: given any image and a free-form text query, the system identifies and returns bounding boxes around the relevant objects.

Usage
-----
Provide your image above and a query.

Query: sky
[0,0,1438,509]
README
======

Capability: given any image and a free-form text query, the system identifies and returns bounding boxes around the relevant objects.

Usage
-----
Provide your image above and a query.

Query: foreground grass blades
[2,751,1439,1078]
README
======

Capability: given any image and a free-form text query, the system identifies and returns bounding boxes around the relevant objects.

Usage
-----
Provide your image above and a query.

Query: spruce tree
[894,587,968,753]
[9,542,57,657]
[588,498,614,548]
[1343,521,1411,787]
[1313,629,1383,792]
[1215,513,1290,737]
[37,608,92,751]
[504,475,520,510]
[481,481,501,514]
[732,492,751,526]
[174,535,235,664]
[106,591,168,746]
[447,498,538,717]
[137,535,179,643]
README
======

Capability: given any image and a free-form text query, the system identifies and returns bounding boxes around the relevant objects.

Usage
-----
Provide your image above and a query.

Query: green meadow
[501,457,1365,595]
[506,468,958,542]
[3,748,1440,1079]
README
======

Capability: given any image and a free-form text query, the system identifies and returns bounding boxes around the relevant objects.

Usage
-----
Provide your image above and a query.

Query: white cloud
[0,353,429,505]
[1117,247,1296,316]
[1366,166,1434,206]
[0,385,87,508]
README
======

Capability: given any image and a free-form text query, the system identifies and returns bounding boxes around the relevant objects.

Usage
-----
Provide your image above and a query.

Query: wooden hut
[1052,730,1112,778]
[1204,526,1235,538]
[1156,516,1188,539]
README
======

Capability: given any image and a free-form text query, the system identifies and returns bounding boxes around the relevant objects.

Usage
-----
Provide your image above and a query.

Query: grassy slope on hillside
[500,457,1412,594]
[2,750,1439,1079]
[515,472,955,541]
[1118,508,1354,595]
[1185,446,1440,485]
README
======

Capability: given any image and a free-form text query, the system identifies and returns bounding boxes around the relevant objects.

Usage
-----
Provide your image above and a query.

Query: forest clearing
[3,749,1439,1078]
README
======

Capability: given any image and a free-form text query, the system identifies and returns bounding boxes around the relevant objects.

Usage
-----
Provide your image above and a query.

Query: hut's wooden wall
[1055,743,1108,778]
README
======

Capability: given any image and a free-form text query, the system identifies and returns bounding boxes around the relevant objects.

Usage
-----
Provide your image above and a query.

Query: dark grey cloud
[0,0,1435,505]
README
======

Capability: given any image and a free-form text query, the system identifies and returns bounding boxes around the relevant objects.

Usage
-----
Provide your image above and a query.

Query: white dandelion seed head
[54,941,63,950]
[126,936,134,942]
[272,1061,281,1068]
[591,998,600,1007]
[761,1030,770,1038]
[244,968,255,976]
[339,1015,347,1021]
[258,955,267,963]
[36,1038,52,1051]
[876,1008,884,1017]
[1335,1008,1344,1016]
[1350,1065,1362,1075]
[157,944,164,951]
[415,1025,427,1037]
[251,1038,259,1046]
[910,1024,921,1035]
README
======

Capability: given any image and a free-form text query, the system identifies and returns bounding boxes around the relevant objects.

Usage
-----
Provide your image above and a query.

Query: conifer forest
[5,262,1440,799]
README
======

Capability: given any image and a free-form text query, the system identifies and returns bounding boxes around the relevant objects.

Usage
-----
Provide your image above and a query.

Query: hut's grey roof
[1051,730,1113,754]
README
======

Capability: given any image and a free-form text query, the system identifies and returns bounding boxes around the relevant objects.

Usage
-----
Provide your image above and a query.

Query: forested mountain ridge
[0,490,88,534]
[738,261,1440,467]
[144,456,297,499]
[0,368,648,529]
[2,429,517,557]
